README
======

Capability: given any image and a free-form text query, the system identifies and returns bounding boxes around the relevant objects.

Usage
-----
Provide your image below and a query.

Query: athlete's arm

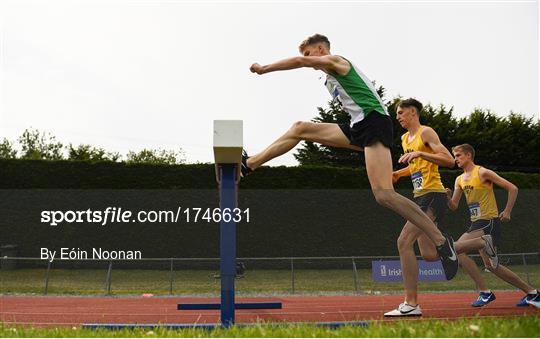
[398,127,455,168]
[480,168,518,222]
[250,55,350,76]
[392,166,411,185]
[446,177,462,211]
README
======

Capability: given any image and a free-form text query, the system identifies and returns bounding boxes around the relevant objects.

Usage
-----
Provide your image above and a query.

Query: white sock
[527,289,537,295]
[481,290,491,294]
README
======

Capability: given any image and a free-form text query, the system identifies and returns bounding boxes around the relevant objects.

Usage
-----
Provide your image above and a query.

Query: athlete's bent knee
[289,121,311,138]
[373,190,396,208]
[397,233,415,253]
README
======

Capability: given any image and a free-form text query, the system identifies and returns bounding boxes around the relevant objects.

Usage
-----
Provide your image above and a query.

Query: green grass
[1,265,538,295]
[1,316,539,337]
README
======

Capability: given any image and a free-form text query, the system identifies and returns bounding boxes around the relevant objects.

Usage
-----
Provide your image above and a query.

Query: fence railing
[1,253,538,296]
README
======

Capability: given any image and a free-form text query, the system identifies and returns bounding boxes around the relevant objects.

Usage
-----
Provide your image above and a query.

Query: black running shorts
[414,192,448,224]
[467,218,502,248]
[338,111,394,149]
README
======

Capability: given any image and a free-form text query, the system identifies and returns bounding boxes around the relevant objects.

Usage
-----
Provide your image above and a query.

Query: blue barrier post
[219,164,237,327]
[177,120,281,327]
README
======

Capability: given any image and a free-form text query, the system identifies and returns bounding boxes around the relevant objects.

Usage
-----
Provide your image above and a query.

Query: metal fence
[1,253,538,296]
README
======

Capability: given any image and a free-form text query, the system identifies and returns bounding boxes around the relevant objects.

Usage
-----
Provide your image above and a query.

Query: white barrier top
[213,120,243,164]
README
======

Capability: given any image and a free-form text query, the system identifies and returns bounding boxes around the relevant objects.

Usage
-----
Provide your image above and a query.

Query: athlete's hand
[250,63,265,75]
[499,210,511,222]
[445,188,453,200]
[398,151,422,164]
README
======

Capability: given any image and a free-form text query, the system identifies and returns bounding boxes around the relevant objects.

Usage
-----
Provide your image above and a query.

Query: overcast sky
[1,0,538,166]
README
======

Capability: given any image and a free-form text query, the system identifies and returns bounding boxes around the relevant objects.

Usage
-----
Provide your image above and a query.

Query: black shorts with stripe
[338,111,394,149]
[413,192,448,224]
[467,218,502,248]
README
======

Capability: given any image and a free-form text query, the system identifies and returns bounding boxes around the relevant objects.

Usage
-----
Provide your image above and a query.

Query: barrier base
[177,302,282,310]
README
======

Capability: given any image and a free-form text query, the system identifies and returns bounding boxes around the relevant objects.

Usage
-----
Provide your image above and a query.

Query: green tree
[68,144,121,162]
[294,91,540,172]
[126,148,185,165]
[453,111,539,170]
[418,105,457,145]
[18,128,64,160]
[0,138,18,159]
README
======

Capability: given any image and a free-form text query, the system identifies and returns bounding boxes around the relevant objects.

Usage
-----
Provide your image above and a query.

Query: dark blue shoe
[472,291,496,307]
[240,149,252,178]
[517,290,540,308]
[527,292,540,309]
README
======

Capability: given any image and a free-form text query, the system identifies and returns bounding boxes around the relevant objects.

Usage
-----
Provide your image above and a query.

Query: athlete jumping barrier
[177,120,282,327]
[82,121,371,330]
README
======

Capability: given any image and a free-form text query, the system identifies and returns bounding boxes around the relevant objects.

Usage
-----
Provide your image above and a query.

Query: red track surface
[1,291,538,327]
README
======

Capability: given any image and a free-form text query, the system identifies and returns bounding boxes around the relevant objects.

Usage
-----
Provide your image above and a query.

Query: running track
[1,291,538,327]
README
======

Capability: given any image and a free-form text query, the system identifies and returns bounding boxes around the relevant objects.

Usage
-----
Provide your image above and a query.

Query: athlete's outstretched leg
[456,230,533,292]
[363,142,445,246]
[480,251,535,293]
[247,122,360,170]
[486,264,535,293]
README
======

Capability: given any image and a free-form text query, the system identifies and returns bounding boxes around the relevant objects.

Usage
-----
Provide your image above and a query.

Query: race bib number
[411,171,423,191]
[468,202,481,218]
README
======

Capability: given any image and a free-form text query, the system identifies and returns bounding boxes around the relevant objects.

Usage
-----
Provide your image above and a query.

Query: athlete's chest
[324,76,340,99]
[403,133,429,153]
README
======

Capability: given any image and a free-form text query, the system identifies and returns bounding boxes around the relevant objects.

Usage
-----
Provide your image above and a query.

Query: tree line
[295,87,540,172]
[2,92,538,170]
[0,128,185,165]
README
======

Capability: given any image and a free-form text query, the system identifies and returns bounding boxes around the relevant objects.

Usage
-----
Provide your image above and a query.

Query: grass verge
[1,265,538,295]
[1,316,539,337]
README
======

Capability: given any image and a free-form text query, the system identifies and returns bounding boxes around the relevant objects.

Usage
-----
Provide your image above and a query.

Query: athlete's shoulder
[418,126,440,146]
[477,166,499,188]
[455,173,464,187]
[328,54,347,63]
[478,166,496,180]
[420,125,438,137]
[477,165,491,175]
[334,55,354,65]
[327,55,352,76]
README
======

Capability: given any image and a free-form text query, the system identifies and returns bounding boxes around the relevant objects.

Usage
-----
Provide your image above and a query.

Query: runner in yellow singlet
[385,99,498,317]
[447,144,539,309]
[401,127,447,198]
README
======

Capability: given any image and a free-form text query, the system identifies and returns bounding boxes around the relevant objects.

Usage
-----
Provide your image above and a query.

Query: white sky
[0,0,538,165]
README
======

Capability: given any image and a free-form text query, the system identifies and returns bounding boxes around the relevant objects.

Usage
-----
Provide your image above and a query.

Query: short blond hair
[299,34,330,53]
[452,143,475,160]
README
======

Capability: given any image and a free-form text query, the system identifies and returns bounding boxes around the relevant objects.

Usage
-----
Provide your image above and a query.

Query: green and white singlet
[325,57,388,126]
